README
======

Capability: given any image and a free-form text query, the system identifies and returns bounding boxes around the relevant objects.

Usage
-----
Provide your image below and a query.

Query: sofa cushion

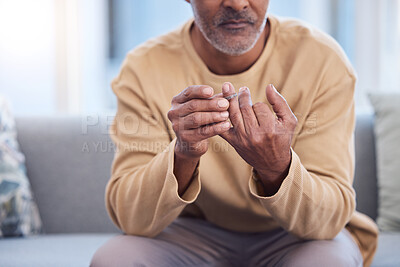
[353,113,378,220]
[15,116,118,234]
[369,94,400,231]
[0,97,42,237]
[371,232,400,267]
[0,233,115,266]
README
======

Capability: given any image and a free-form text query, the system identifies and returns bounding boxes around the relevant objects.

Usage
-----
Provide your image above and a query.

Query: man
[92,0,378,266]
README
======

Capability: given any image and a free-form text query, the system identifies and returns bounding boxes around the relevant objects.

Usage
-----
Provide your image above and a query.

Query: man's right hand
[167,85,231,159]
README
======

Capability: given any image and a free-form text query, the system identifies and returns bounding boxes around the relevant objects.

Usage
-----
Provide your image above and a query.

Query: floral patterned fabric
[0,96,42,237]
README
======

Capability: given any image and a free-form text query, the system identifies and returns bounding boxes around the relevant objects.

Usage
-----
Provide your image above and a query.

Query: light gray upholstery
[354,113,378,220]
[371,232,400,266]
[0,114,396,266]
[15,116,118,234]
[0,234,115,267]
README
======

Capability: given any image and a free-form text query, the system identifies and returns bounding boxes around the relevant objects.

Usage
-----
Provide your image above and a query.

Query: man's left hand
[220,82,298,196]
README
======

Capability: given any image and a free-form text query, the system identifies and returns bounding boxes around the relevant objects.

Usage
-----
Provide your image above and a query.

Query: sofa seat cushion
[0,233,115,267]
[0,232,399,266]
[371,232,400,266]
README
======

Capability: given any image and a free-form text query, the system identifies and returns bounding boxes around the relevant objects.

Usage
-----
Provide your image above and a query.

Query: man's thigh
[248,228,363,267]
[90,217,240,267]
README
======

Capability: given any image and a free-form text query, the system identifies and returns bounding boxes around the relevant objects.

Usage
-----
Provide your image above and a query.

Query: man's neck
[190,20,270,76]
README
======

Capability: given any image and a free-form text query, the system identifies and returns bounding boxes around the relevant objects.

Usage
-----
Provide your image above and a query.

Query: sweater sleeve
[249,61,357,240]
[105,55,201,237]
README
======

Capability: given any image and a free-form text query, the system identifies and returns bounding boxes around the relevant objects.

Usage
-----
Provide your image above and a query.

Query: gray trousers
[91,217,363,267]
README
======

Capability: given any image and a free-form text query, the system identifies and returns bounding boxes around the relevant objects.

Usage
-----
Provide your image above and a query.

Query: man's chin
[215,27,259,41]
[214,37,256,54]
[203,29,259,55]
[214,43,255,56]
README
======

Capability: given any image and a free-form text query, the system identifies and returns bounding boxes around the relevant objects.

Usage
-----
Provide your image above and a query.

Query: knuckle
[190,113,201,127]
[211,124,221,135]
[254,107,268,117]
[167,109,174,121]
[186,101,196,113]
[231,113,239,120]
[180,132,188,142]
[253,102,263,109]
[240,105,252,113]
[199,125,210,137]
[172,122,179,133]
[231,112,241,121]
[183,87,191,97]
[253,134,265,145]
[253,103,267,115]
[171,95,178,104]
[214,123,224,133]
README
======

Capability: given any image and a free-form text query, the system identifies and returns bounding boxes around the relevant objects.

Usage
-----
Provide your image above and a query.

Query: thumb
[266,84,294,121]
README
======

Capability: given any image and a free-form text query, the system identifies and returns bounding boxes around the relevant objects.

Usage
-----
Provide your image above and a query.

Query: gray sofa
[0,114,398,266]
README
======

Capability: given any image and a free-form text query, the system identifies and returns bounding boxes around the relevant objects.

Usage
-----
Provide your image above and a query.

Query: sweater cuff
[166,138,201,203]
[249,148,299,203]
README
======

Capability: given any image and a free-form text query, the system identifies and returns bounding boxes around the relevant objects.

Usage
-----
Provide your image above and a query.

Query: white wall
[354,0,400,112]
[52,0,108,114]
[0,0,108,116]
[0,0,56,115]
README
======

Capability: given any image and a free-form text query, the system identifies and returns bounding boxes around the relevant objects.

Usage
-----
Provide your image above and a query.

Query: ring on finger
[224,93,238,101]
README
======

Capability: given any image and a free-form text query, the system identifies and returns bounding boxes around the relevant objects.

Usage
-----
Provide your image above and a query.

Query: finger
[238,87,258,133]
[183,111,229,129]
[222,82,244,131]
[178,97,229,116]
[252,102,274,127]
[174,85,214,104]
[219,128,236,146]
[186,120,231,141]
[210,93,223,99]
[266,84,295,122]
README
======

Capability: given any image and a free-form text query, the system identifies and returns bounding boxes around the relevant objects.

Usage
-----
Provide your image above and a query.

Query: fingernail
[203,87,213,96]
[239,87,246,93]
[218,99,229,108]
[220,111,229,118]
[222,121,231,128]
[271,84,277,92]
[222,83,230,94]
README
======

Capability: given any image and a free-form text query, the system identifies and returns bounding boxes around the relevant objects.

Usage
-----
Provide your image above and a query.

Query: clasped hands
[167,82,298,195]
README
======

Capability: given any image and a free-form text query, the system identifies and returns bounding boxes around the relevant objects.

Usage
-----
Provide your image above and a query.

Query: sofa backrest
[16,116,119,234]
[353,113,378,220]
[15,114,378,234]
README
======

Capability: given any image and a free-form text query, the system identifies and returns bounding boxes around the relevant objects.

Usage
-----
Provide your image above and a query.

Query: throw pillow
[369,93,400,231]
[0,96,42,237]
